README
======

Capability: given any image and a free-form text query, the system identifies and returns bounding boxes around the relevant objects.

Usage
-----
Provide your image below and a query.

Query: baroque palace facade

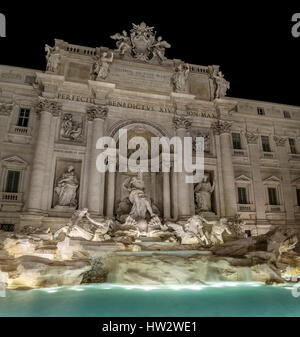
[0,22,300,235]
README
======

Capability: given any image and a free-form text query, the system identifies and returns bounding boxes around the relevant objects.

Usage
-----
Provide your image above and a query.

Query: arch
[107,119,171,142]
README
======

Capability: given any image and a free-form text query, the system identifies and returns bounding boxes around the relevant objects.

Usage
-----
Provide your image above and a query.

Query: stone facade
[1,24,300,236]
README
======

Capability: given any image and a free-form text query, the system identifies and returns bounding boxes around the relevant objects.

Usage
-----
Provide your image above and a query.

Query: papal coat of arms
[110,22,171,63]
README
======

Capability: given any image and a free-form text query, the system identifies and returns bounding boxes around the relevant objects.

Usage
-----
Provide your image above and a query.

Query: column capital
[273,135,287,147]
[87,104,108,121]
[173,115,192,130]
[36,97,61,116]
[245,131,259,144]
[211,119,232,135]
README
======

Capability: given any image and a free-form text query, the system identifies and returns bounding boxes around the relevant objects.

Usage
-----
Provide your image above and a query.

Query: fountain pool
[0,282,299,317]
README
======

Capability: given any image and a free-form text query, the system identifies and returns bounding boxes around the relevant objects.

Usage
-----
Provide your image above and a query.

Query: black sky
[0,2,299,106]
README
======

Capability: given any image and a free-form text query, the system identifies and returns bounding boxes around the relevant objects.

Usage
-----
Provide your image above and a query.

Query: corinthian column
[87,105,108,215]
[246,131,265,222]
[173,115,192,219]
[212,119,237,217]
[163,171,171,220]
[27,98,60,213]
[106,157,116,217]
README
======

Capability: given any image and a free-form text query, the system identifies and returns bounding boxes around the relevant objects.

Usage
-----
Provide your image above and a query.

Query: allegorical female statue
[171,63,190,92]
[54,165,79,207]
[194,173,215,212]
[45,44,61,73]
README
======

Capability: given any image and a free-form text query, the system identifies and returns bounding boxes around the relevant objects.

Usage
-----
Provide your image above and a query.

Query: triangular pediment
[263,175,281,183]
[235,174,252,183]
[2,156,28,167]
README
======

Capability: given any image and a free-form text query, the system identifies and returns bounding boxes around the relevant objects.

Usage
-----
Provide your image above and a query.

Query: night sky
[0,3,299,106]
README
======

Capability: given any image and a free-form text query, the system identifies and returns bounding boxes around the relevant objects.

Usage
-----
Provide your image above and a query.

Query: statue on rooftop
[110,30,132,56]
[150,36,171,63]
[45,44,61,73]
[111,22,171,63]
[171,63,190,92]
[214,71,230,99]
[91,51,114,80]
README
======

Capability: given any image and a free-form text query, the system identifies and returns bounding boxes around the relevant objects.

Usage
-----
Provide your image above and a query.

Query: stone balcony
[10,125,31,135]
[288,153,300,166]
[7,126,32,144]
[0,192,23,212]
[232,149,248,157]
[262,152,275,159]
[265,204,285,213]
[237,204,255,212]
[0,192,23,202]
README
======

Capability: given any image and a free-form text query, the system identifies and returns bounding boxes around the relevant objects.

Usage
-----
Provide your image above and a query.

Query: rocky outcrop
[0,255,91,289]
[106,252,285,285]
[212,227,298,264]
[0,225,299,289]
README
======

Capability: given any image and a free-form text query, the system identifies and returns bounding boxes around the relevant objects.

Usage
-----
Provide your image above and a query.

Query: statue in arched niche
[54,165,79,207]
[194,173,215,212]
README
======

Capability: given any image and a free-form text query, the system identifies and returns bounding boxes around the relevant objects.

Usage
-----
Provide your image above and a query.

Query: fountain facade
[0,22,300,293]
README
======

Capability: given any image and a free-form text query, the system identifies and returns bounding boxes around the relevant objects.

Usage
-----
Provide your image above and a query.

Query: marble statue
[122,172,162,232]
[167,216,210,245]
[167,223,198,245]
[214,71,230,99]
[171,64,190,92]
[279,233,298,256]
[54,165,79,207]
[228,214,248,239]
[194,173,215,212]
[110,30,132,56]
[60,114,82,141]
[54,208,112,242]
[202,217,232,244]
[151,36,171,63]
[193,132,210,153]
[91,52,114,80]
[45,44,61,73]
[111,22,171,63]
[185,215,209,245]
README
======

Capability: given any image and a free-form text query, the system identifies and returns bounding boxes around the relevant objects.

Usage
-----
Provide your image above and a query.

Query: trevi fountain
[0,170,300,316]
[0,22,300,316]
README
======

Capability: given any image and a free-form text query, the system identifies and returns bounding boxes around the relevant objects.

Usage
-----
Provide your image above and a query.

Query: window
[268,187,278,205]
[283,111,291,119]
[17,108,30,127]
[289,138,296,154]
[297,189,300,206]
[257,107,265,115]
[5,170,20,193]
[238,187,248,204]
[24,75,36,85]
[261,136,271,152]
[232,133,242,150]
[245,230,252,237]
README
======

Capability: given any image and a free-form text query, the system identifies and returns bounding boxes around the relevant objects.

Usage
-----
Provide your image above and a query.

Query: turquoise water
[0,282,299,317]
